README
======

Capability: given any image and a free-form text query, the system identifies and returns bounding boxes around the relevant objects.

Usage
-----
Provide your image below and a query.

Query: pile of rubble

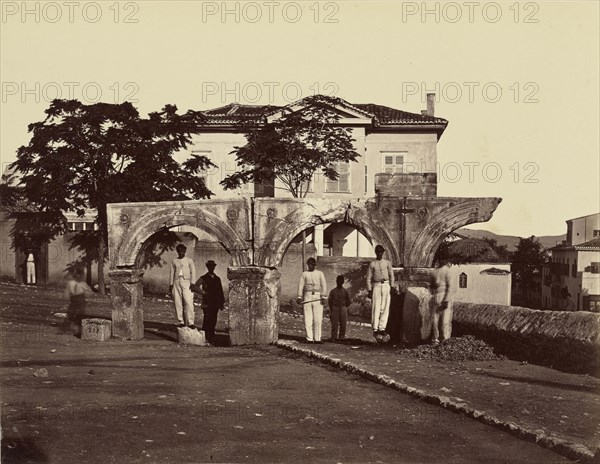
[398,335,505,362]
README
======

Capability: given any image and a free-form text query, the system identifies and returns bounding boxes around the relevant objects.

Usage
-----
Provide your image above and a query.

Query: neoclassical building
[183,95,447,260]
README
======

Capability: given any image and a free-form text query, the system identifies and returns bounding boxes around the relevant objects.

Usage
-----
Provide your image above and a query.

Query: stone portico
[107,173,501,344]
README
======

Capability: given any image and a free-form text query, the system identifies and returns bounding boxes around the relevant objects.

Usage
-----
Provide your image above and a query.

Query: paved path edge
[273,339,597,463]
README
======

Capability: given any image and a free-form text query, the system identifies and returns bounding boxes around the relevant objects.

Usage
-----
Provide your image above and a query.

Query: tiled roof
[575,238,600,250]
[447,238,500,263]
[480,267,511,275]
[551,237,600,251]
[354,103,447,125]
[200,98,448,128]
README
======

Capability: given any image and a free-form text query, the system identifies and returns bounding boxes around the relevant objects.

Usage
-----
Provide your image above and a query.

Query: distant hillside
[457,228,566,251]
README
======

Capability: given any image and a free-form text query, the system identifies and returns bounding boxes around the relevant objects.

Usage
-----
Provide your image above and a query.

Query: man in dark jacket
[197,260,225,342]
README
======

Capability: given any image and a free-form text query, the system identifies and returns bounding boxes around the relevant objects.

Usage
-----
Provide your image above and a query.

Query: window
[591,262,600,274]
[459,273,468,288]
[594,230,600,237]
[67,221,96,231]
[326,162,350,193]
[382,152,406,174]
[572,260,577,278]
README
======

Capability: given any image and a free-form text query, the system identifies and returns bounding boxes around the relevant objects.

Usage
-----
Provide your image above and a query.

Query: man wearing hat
[197,259,225,342]
[366,244,395,342]
[297,257,327,343]
[169,244,197,328]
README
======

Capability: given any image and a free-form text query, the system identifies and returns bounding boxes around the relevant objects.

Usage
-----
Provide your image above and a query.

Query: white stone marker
[81,318,112,341]
[177,327,209,346]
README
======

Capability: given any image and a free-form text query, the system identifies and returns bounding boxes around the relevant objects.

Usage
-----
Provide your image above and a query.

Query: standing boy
[328,275,351,341]
[169,244,197,329]
[430,258,453,344]
[366,244,395,342]
[64,268,92,332]
[297,257,327,344]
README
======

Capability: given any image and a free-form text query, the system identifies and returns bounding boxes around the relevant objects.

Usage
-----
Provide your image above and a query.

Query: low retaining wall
[452,302,600,375]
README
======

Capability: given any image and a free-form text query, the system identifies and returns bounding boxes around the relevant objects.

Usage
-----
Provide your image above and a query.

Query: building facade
[542,213,600,311]
[188,95,447,260]
[450,264,512,306]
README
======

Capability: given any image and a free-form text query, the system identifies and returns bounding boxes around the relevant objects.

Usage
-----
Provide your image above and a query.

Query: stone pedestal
[109,268,144,340]
[402,287,433,344]
[391,268,433,343]
[81,318,112,341]
[228,267,281,345]
[177,327,208,346]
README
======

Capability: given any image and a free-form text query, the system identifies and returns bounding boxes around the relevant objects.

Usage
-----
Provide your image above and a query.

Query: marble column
[109,268,145,340]
[227,267,281,345]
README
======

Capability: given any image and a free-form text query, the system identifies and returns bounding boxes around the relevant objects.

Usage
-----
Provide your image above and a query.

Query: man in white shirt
[297,257,327,343]
[169,244,197,328]
[366,244,395,342]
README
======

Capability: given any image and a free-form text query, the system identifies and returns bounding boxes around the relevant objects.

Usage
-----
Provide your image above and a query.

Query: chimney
[426,93,435,116]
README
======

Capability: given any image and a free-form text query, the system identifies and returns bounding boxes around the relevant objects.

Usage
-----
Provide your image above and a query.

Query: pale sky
[1,1,598,237]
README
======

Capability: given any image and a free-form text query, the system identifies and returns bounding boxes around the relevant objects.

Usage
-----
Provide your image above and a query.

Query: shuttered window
[326,162,350,193]
[382,152,405,174]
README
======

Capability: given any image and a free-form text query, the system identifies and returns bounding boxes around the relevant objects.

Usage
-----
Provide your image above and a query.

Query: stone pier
[392,268,435,344]
[227,267,281,345]
[109,268,145,340]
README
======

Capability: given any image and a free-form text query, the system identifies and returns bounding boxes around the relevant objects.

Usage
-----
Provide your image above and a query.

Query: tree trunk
[97,232,106,294]
[86,259,92,287]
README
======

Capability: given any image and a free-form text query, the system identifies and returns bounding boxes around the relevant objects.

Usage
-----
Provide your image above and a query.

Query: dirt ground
[0,283,594,463]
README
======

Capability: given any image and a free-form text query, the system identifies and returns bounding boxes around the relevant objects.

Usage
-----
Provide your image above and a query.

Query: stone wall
[452,302,600,375]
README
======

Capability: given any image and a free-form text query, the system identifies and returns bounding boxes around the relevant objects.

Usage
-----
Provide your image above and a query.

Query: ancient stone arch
[253,198,399,267]
[108,199,251,269]
[106,174,501,344]
[405,197,502,268]
[107,199,251,340]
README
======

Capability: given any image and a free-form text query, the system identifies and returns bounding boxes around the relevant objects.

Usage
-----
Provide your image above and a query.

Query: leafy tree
[512,236,548,306]
[481,237,513,262]
[434,237,513,265]
[221,94,360,198]
[4,99,214,293]
[221,95,360,267]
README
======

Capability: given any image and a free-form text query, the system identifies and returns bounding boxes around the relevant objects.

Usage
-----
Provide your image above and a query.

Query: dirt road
[0,283,573,463]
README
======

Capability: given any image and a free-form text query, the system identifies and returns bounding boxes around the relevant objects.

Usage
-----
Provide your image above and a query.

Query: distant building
[0,206,97,285]
[450,264,511,305]
[542,213,600,312]
[437,236,512,306]
[566,212,600,246]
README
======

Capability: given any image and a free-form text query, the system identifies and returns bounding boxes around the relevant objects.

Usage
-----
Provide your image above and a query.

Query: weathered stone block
[375,173,437,197]
[81,318,112,341]
[177,327,208,346]
[402,287,433,344]
[228,266,281,345]
[109,268,144,340]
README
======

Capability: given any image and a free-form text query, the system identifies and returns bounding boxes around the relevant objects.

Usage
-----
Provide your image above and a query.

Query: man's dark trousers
[202,306,219,341]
